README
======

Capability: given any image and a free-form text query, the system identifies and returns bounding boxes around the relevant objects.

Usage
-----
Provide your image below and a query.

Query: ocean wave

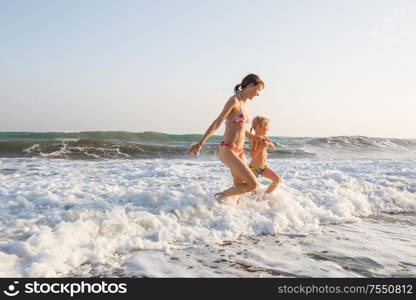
[0,132,414,159]
[304,135,416,151]
[0,138,316,159]
[0,131,208,143]
[19,139,190,159]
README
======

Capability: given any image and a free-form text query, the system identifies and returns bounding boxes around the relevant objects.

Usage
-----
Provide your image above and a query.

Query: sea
[0,131,415,277]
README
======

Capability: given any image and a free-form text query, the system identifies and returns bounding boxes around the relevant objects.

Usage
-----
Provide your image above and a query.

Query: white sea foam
[0,157,415,277]
[55,138,80,142]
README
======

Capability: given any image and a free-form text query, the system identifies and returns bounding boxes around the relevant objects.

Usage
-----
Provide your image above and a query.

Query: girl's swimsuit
[249,164,267,177]
[219,96,249,154]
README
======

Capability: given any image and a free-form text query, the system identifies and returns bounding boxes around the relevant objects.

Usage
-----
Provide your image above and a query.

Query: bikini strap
[236,91,243,114]
[234,91,240,109]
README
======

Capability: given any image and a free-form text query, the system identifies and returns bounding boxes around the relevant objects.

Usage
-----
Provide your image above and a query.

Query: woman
[188,74,266,201]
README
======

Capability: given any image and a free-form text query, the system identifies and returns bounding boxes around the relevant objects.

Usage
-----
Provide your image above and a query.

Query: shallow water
[0,157,415,277]
[108,214,415,278]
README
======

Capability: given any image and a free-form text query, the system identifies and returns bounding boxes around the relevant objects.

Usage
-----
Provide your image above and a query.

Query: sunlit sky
[1,0,415,138]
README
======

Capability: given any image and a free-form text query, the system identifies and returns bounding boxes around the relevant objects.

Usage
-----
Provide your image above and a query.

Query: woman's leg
[231,153,247,186]
[261,168,281,194]
[216,148,258,198]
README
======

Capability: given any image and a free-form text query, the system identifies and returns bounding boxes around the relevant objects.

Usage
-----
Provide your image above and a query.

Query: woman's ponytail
[234,84,242,94]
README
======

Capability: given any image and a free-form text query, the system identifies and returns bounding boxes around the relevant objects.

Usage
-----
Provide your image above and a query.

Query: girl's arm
[246,131,266,143]
[188,98,237,156]
[245,131,256,140]
[265,137,276,150]
[266,141,276,150]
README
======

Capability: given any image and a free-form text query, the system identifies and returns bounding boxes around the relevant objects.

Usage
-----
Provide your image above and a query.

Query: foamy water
[0,155,415,277]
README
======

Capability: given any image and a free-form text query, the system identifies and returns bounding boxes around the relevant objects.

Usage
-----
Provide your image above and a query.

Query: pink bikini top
[228,95,249,124]
[231,110,249,124]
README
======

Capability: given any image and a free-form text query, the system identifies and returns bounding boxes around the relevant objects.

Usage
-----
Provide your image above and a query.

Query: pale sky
[1,0,415,138]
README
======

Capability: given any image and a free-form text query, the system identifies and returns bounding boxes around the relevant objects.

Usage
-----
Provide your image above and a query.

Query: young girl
[249,116,281,194]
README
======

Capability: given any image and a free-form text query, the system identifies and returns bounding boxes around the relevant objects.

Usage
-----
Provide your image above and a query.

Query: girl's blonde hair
[250,116,270,134]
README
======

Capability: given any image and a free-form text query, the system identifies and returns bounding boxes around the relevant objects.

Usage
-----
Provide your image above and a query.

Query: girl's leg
[216,147,258,198]
[261,168,281,194]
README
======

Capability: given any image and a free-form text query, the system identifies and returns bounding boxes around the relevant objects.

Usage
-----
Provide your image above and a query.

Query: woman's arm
[188,98,237,156]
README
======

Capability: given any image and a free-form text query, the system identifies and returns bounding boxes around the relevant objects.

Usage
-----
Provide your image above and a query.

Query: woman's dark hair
[234,74,265,93]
